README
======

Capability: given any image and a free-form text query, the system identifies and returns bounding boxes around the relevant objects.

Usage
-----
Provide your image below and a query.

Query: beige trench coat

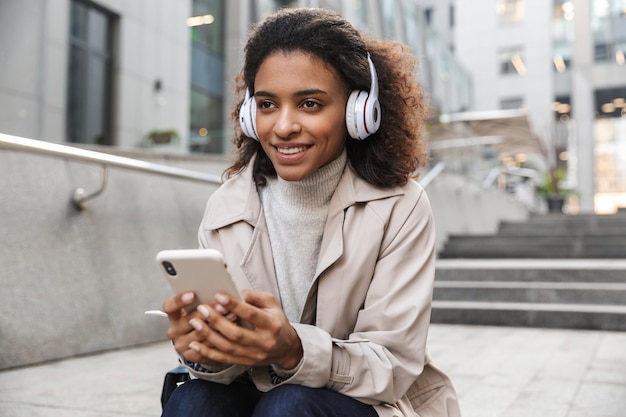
[191,160,461,417]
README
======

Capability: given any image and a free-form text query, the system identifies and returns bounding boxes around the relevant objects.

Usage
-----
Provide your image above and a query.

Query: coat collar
[202,161,262,230]
[203,156,405,231]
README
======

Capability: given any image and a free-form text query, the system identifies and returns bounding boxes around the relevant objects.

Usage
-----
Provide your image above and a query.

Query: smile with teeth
[277,146,309,155]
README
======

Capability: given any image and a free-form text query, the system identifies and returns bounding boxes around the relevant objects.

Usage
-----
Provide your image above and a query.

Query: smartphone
[156,249,242,313]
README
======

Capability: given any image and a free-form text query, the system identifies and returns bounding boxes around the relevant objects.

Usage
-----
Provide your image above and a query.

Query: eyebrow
[254,88,328,98]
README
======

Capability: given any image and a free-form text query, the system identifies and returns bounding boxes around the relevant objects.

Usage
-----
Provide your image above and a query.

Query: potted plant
[142,129,181,148]
[536,167,573,213]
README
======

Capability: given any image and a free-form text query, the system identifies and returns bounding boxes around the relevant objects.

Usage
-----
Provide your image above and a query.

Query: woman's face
[253,51,349,182]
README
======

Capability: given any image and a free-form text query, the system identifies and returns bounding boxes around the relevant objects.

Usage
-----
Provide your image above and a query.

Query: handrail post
[72,165,108,210]
[419,161,446,188]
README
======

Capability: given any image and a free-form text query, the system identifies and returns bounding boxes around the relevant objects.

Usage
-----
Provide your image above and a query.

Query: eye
[301,99,320,109]
[258,100,276,109]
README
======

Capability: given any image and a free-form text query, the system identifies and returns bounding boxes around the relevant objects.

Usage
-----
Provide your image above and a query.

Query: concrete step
[444,235,626,244]
[430,301,626,331]
[433,281,626,304]
[499,222,626,236]
[439,213,626,259]
[522,213,626,224]
[431,260,626,330]
[439,234,626,258]
[439,246,626,259]
[435,259,626,282]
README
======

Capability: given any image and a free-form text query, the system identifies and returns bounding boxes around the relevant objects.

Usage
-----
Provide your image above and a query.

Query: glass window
[66,0,114,145]
[190,0,224,54]
[500,97,524,110]
[353,0,369,26]
[592,0,626,18]
[257,0,296,20]
[553,44,572,72]
[449,4,455,28]
[593,117,626,213]
[553,96,572,121]
[592,0,626,63]
[595,42,613,61]
[496,0,525,24]
[189,89,224,153]
[499,46,526,75]
[424,8,433,26]
[552,0,575,72]
[552,0,575,42]
[318,0,338,12]
[595,86,626,118]
[382,0,397,39]
[611,0,626,15]
[189,0,225,154]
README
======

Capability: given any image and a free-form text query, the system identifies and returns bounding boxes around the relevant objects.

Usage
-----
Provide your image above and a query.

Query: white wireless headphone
[239,53,381,141]
[239,88,259,140]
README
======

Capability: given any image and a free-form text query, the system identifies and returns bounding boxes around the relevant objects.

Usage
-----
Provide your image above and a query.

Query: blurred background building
[0,0,472,149]
[425,0,626,215]
[2,0,624,214]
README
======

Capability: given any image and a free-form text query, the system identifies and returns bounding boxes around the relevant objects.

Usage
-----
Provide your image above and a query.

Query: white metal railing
[482,165,538,188]
[0,133,223,209]
[418,161,446,188]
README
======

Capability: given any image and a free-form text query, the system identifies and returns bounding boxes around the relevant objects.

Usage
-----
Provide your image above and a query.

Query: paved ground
[1,324,625,417]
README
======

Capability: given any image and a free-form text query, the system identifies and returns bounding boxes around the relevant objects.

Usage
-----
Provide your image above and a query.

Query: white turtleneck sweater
[259,150,347,322]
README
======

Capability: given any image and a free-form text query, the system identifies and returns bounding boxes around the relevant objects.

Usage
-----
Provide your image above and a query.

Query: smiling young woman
[253,51,349,182]
[160,7,461,417]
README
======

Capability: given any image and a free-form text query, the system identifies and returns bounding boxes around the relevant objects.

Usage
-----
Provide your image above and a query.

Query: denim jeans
[161,378,378,417]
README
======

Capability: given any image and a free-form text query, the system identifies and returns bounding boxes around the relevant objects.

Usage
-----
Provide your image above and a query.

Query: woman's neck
[271,150,347,210]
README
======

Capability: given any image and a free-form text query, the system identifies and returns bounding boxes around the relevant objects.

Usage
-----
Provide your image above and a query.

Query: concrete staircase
[432,213,626,330]
[438,213,626,259]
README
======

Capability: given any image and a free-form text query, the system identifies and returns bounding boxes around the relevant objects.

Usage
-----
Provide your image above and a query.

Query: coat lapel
[202,162,280,297]
[307,167,404,328]
[240,207,281,298]
[315,167,403,278]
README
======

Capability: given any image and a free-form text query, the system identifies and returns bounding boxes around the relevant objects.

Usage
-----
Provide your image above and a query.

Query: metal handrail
[418,161,446,188]
[482,166,538,188]
[0,133,223,209]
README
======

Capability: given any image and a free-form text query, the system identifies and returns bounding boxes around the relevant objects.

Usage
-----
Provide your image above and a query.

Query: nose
[273,107,301,138]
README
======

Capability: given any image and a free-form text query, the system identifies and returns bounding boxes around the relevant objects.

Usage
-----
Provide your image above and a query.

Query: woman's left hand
[188,289,303,369]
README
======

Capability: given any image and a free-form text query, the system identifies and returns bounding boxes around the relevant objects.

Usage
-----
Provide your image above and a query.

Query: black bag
[161,365,191,409]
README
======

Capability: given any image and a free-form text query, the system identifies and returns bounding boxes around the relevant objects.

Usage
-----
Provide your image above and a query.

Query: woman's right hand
[162,292,221,366]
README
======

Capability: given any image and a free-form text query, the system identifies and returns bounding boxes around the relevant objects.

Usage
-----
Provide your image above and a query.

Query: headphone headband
[367,53,379,102]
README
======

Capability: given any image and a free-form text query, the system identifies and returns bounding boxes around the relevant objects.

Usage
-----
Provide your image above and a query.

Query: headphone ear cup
[364,95,381,135]
[239,94,259,140]
[346,89,370,140]
[345,90,361,140]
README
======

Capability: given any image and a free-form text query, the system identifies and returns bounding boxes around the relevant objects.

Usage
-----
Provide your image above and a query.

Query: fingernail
[214,304,227,314]
[182,292,194,304]
[215,293,228,304]
[197,305,210,318]
[188,342,200,352]
[189,318,203,331]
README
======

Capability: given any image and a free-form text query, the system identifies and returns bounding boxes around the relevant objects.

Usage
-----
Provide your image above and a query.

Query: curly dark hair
[226,7,428,188]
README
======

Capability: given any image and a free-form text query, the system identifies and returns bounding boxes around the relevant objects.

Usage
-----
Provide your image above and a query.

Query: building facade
[0,0,471,153]
[431,0,626,213]
[0,0,192,149]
